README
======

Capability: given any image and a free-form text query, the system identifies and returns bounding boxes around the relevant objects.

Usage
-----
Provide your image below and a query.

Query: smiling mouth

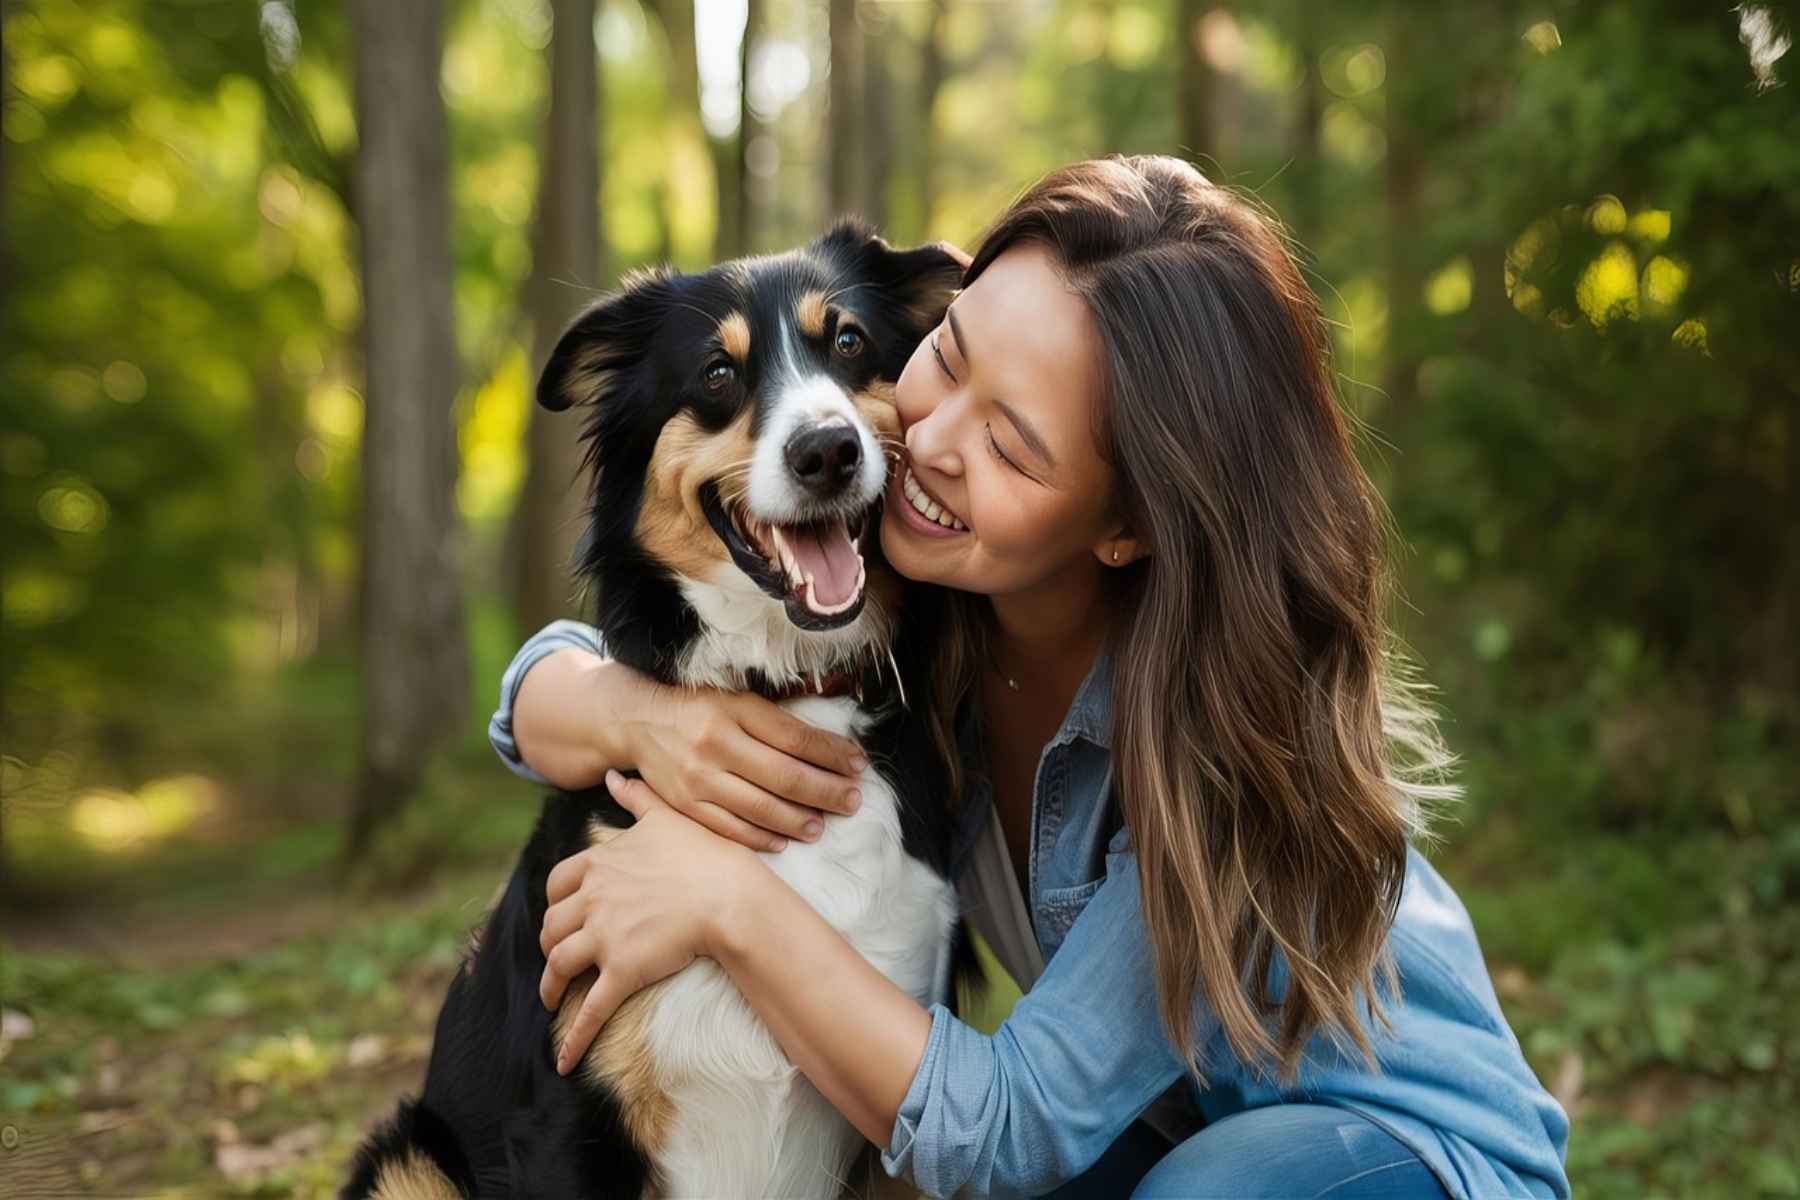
[699,482,872,630]
[900,466,968,531]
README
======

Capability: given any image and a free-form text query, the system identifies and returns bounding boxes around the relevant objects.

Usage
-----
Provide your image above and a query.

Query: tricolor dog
[342,218,976,1199]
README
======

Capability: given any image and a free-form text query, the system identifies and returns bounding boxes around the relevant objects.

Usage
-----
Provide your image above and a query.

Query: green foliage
[2,1,356,762]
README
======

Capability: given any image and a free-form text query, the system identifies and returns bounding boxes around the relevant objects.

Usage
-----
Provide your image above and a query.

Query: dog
[342,217,977,1199]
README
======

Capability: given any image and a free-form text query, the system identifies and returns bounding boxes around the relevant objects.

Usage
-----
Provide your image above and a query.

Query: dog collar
[749,668,876,705]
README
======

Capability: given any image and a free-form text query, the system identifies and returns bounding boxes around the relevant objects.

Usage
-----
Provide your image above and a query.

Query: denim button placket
[1028,751,1058,919]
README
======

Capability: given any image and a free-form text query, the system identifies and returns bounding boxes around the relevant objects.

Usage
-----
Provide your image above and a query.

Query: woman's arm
[489,619,614,787]
[546,773,1201,1197]
[490,619,870,849]
[710,843,934,1144]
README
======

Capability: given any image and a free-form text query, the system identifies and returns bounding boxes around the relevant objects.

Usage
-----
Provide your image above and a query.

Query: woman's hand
[513,649,869,853]
[538,769,761,1075]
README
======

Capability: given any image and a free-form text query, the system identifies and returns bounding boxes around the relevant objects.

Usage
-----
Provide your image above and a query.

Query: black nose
[784,424,862,495]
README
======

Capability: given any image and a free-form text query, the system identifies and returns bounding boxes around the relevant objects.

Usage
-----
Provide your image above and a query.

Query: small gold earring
[1111,548,1119,563]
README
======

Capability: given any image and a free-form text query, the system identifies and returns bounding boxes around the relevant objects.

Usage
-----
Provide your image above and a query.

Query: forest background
[2,0,1795,1195]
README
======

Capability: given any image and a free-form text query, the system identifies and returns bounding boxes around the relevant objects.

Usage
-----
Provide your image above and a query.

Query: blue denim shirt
[490,620,1572,1200]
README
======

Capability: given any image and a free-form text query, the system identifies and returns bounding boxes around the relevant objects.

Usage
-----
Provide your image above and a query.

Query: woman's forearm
[710,858,933,1147]
[513,647,641,789]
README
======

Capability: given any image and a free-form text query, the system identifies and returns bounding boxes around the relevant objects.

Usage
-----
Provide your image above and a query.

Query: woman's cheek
[979,495,1077,580]
[892,345,935,426]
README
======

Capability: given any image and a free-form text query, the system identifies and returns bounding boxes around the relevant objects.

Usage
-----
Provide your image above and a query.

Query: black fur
[343,220,981,1198]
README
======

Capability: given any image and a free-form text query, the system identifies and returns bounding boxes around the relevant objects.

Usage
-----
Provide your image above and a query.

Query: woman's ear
[536,264,677,412]
[1092,527,1149,568]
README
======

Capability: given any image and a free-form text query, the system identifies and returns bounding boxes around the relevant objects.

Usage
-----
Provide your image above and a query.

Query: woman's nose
[905,405,964,478]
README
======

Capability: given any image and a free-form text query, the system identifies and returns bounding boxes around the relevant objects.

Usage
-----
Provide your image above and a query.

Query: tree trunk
[1382,6,1423,427]
[346,0,468,860]
[827,0,862,218]
[861,3,893,230]
[1177,0,1216,169]
[651,0,735,261]
[1288,14,1324,249]
[917,0,948,234]
[514,0,602,643]
[736,0,761,251]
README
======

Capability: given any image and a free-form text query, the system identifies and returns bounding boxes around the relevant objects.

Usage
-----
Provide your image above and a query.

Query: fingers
[545,849,590,907]
[603,769,668,818]
[731,732,865,818]
[540,893,586,957]
[554,969,633,1076]
[605,770,788,853]
[678,797,791,853]
[737,696,868,779]
[539,928,596,1011]
[705,769,836,843]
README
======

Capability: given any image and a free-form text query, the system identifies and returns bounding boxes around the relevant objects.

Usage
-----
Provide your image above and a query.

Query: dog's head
[538,217,967,685]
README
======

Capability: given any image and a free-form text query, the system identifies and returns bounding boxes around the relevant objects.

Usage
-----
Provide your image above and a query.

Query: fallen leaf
[347,1033,387,1068]
[215,1122,326,1180]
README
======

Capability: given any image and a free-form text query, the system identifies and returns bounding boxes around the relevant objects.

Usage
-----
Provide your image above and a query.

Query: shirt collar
[1051,649,1114,752]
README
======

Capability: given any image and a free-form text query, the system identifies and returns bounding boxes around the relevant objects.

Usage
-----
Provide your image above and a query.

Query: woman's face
[879,240,1127,598]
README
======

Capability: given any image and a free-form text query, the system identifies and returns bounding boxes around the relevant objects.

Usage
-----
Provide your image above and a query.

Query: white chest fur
[636,694,955,1198]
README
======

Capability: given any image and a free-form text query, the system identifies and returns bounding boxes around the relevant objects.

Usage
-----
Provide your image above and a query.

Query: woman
[490,156,1571,1198]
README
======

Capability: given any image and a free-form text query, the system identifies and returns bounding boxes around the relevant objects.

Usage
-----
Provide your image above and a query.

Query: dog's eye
[834,327,866,358]
[703,361,736,392]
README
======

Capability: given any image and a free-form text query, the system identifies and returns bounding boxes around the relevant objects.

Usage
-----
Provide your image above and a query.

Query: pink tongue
[785,522,860,606]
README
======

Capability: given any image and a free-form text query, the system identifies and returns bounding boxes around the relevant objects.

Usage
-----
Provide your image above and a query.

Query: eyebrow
[947,302,1059,471]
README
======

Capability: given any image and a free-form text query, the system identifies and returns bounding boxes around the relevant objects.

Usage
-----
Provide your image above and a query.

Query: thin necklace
[988,653,1021,692]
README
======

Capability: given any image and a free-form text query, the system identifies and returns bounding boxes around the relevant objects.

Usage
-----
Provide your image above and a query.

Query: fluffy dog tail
[340,1096,476,1200]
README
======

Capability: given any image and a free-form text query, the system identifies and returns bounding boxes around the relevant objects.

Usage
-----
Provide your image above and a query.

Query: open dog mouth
[699,481,873,630]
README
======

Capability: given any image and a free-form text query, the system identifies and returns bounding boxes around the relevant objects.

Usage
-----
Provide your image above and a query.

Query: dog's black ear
[814,216,971,331]
[536,264,677,412]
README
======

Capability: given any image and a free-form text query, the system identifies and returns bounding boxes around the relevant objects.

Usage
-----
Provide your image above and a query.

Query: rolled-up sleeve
[487,618,608,785]
[880,848,1205,1198]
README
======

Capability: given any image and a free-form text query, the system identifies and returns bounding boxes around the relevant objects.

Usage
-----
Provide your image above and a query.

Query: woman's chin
[879,505,951,586]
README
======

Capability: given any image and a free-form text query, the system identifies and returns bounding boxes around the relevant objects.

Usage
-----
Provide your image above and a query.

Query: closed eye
[930,332,955,383]
[985,424,1025,474]
[937,329,1033,480]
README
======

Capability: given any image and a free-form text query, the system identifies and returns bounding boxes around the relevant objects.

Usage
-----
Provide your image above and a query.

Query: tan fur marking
[584,815,627,846]
[903,256,966,329]
[368,1149,465,1200]
[718,311,752,365]
[546,812,674,1158]
[796,289,829,338]
[635,407,756,583]
[851,379,906,616]
[852,379,901,445]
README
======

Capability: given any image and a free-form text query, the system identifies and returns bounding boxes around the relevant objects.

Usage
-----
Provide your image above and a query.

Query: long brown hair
[927,155,1459,1081]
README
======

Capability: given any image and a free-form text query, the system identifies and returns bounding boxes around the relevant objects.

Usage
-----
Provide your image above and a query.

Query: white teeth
[902,467,967,531]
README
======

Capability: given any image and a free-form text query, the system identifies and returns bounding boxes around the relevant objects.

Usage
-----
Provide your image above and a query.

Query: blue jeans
[1043,1103,1451,1199]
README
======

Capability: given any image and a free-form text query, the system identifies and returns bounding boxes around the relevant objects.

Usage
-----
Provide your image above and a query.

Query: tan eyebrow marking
[717,311,751,364]
[796,290,828,339]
